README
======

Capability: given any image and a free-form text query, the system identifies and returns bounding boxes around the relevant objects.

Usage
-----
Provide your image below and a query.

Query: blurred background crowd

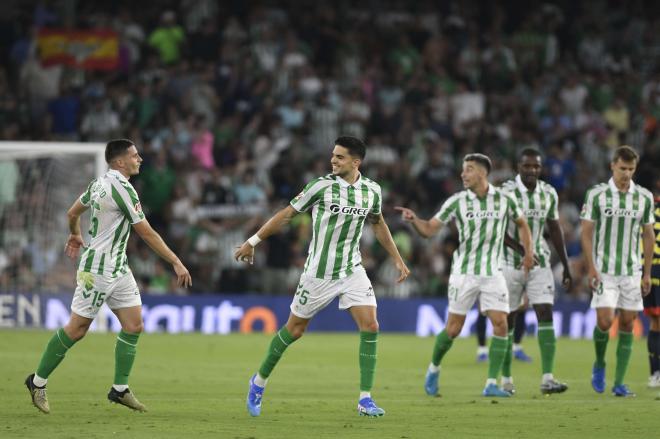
[0,0,659,299]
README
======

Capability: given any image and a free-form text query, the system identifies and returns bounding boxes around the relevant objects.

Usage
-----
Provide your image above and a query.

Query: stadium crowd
[0,0,659,297]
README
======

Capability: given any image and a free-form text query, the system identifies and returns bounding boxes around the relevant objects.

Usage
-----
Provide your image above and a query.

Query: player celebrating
[25,139,192,414]
[396,153,534,397]
[499,148,572,395]
[643,177,660,388]
[581,145,655,397]
[234,136,409,417]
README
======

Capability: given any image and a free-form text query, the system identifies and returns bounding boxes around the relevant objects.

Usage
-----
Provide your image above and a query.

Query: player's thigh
[478,272,510,313]
[503,267,525,310]
[617,273,644,311]
[338,267,377,311]
[590,274,620,309]
[290,274,338,319]
[71,271,113,319]
[447,274,481,315]
[105,270,142,316]
[526,268,555,306]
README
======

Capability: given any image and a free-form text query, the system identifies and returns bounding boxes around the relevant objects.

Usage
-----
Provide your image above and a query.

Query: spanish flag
[37,29,118,70]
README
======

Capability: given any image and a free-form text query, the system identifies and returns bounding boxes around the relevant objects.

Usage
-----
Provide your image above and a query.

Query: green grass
[1,330,658,439]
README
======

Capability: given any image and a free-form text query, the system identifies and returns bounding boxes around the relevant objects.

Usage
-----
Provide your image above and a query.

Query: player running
[396,153,534,397]
[234,136,410,417]
[581,145,655,397]
[25,139,192,414]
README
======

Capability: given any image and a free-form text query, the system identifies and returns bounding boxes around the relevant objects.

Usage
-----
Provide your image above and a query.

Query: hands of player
[234,242,255,265]
[173,261,192,288]
[562,267,573,291]
[64,234,85,259]
[395,259,411,283]
[587,267,601,291]
[394,206,417,223]
[642,273,652,296]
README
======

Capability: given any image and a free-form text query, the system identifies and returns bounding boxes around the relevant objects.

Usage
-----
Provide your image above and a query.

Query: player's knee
[123,321,144,334]
[363,320,379,333]
[64,324,89,341]
[597,316,613,331]
[535,306,553,322]
[288,324,306,339]
[445,323,462,338]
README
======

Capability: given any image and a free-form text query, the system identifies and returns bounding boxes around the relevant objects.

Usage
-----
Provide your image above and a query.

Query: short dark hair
[105,139,135,163]
[518,147,542,162]
[612,145,639,163]
[335,136,366,160]
[464,153,492,174]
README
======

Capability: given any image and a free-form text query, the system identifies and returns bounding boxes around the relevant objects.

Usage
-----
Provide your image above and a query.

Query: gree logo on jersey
[603,208,638,217]
[523,209,546,218]
[465,211,501,220]
[329,203,369,216]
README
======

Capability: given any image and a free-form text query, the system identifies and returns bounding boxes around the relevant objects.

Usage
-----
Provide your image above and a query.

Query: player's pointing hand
[394,206,417,223]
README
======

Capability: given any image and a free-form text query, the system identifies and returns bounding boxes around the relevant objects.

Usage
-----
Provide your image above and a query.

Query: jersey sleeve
[643,192,655,225]
[506,193,523,220]
[110,180,145,224]
[580,187,599,222]
[547,186,559,220]
[290,178,326,212]
[370,184,382,215]
[79,180,95,206]
[434,195,458,223]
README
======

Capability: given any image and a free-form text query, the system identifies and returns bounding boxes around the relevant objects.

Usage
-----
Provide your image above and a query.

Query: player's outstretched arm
[65,199,89,260]
[369,213,410,283]
[642,223,655,295]
[234,205,298,265]
[580,219,600,289]
[513,216,534,273]
[394,206,443,238]
[133,219,192,288]
[547,219,573,290]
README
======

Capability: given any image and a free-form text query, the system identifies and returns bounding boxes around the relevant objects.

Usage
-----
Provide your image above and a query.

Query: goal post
[0,141,107,294]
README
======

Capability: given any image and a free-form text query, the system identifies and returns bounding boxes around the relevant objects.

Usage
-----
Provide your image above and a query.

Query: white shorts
[71,270,142,319]
[290,266,376,319]
[447,272,510,315]
[503,267,555,309]
[590,272,643,311]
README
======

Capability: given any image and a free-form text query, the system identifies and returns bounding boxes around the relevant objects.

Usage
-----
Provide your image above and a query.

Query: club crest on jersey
[134,202,142,213]
[329,203,369,216]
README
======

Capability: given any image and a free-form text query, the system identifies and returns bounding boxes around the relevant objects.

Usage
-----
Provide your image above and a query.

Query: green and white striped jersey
[580,178,654,276]
[434,184,523,276]
[290,173,381,280]
[501,175,559,269]
[77,169,145,277]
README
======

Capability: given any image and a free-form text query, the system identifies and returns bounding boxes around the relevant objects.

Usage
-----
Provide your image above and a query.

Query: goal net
[0,141,106,293]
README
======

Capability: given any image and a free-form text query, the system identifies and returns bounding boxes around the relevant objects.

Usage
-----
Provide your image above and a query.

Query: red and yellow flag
[37,29,119,70]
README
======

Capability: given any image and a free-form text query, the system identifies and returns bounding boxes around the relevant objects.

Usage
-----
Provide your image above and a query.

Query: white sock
[542,373,554,383]
[428,363,440,373]
[485,378,497,386]
[501,376,513,385]
[513,344,522,352]
[477,346,488,355]
[254,373,268,387]
[113,384,128,392]
[32,374,47,387]
[359,391,371,400]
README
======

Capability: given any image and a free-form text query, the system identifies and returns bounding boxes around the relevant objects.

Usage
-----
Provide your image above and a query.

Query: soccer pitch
[1,331,657,438]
